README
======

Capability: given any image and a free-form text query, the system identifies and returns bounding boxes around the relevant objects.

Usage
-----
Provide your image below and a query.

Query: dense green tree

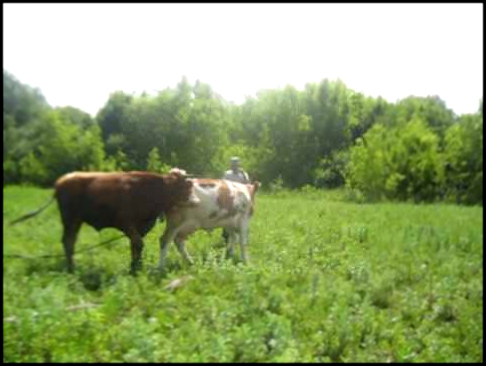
[443,108,483,205]
[3,69,482,204]
[55,106,94,129]
[96,91,133,146]
[3,71,106,185]
[3,70,49,128]
[347,118,445,202]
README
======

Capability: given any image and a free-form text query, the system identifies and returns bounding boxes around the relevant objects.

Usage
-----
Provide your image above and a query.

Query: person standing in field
[223,156,250,184]
[222,157,250,244]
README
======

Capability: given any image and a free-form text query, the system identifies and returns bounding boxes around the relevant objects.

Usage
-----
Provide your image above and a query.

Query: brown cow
[10,168,194,274]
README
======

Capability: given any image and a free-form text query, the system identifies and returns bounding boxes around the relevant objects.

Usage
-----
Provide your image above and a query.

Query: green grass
[3,186,483,362]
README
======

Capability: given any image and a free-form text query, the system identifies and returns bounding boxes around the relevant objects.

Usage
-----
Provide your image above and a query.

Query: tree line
[3,70,482,205]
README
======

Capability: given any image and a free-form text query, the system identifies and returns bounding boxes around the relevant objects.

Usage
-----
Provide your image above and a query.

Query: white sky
[3,3,483,116]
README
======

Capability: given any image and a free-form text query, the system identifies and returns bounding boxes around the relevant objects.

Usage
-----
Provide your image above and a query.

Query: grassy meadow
[3,186,483,362]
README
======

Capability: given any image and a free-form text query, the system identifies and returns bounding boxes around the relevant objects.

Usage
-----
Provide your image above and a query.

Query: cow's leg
[239,217,250,263]
[225,228,237,259]
[175,234,194,265]
[61,220,82,273]
[125,227,145,275]
[222,228,229,245]
[158,227,179,270]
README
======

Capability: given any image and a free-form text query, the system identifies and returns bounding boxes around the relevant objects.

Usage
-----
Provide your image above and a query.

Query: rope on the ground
[3,234,125,259]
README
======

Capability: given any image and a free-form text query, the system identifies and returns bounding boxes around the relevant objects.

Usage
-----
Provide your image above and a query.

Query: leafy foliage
[146,147,171,173]
[443,111,483,204]
[347,118,446,202]
[3,187,483,362]
[2,70,482,204]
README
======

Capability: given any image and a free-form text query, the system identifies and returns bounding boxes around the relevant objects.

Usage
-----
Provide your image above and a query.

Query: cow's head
[248,181,260,201]
[246,181,260,216]
[169,167,188,178]
[166,167,194,203]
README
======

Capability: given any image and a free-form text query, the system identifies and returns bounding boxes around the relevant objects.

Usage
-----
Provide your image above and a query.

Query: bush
[146,147,171,174]
[268,175,285,195]
[3,159,20,185]
[346,118,445,202]
[312,150,349,188]
[10,112,108,186]
[19,152,49,185]
[443,113,483,205]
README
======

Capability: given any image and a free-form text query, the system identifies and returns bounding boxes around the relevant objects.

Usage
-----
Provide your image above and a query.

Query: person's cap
[230,156,240,162]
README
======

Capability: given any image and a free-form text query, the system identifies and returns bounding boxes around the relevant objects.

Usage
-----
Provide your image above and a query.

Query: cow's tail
[10,195,56,226]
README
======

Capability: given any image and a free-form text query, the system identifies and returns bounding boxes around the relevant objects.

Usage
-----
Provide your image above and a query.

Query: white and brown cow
[159,177,260,270]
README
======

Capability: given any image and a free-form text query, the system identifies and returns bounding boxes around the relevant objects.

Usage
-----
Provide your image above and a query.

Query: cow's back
[54,172,170,232]
[55,172,119,230]
[171,179,254,234]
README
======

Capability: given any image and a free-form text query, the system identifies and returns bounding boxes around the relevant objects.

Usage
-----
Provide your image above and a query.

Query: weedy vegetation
[3,186,483,362]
